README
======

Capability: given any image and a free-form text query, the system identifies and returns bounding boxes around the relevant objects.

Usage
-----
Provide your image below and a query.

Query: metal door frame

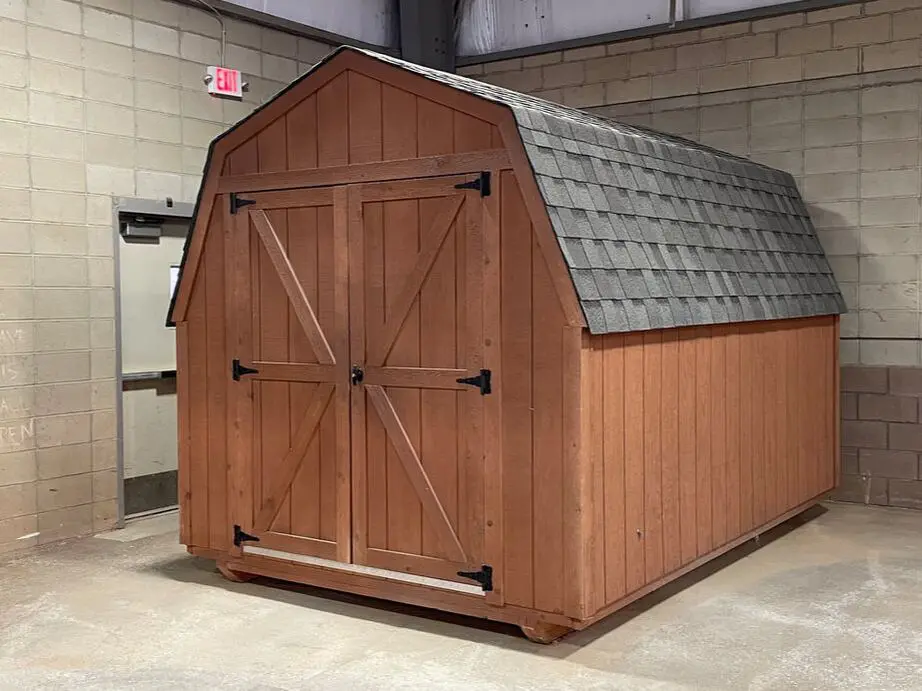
[112,197,195,527]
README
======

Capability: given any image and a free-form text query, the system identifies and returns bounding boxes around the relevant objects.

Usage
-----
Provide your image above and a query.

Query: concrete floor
[2,503,922,690]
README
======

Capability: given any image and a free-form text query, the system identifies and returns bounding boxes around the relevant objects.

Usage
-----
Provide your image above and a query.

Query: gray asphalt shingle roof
[348,48,845,334]
[168,45,845,332]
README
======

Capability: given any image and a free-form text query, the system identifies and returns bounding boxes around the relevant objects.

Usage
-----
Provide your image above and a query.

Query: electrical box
[121,216,162,240]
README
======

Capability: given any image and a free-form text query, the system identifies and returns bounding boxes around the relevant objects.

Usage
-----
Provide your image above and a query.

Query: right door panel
[349,177,487,588]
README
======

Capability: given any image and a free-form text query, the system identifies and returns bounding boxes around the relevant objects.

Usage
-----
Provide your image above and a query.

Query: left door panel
[225,188,351,563]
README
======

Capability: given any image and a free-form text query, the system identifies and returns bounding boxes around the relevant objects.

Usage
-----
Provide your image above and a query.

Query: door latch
[456,369,491,395]
[351,365,364,385]
[232,359,259,381]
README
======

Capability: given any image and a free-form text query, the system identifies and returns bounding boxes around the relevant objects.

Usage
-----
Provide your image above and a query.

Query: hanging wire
[189,0,227,66]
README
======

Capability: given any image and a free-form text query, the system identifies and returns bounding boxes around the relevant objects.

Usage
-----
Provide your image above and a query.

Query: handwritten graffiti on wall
[0,359,21,385]
[0,395,29,419]
[0,419,33,447]
[0,328,34,451]
[0,328,25,349]
[0,326,29,387]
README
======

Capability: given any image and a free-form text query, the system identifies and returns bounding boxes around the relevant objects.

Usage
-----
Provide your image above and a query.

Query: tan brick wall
[0,0,332,554]
[839,365,922,507]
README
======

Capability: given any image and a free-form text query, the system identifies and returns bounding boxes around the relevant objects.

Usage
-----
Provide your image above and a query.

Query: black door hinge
[232,358,259,381]
[454,171,491,197]
[457,564,493,592]
[456,369,491,395]
[229,192,255,214]
[233,524,260,547]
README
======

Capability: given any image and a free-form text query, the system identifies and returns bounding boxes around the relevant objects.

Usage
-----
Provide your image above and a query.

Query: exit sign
[205,66,243,100]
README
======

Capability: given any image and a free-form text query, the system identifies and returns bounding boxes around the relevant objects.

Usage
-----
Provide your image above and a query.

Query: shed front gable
[168,48,585,330]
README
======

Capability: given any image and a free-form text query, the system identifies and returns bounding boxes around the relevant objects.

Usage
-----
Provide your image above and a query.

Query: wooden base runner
[217,562,257,583]
[194,499,824,645]
[520,622,572,644]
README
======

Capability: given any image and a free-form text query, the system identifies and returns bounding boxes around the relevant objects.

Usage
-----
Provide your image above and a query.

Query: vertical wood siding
[582,316,839,617]
[225,70,502,175]
[499,170,571,616]
[182,209,229,551]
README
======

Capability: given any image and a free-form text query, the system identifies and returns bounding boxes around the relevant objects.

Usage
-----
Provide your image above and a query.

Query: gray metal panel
[398,0,454,71]
[116,197,195,218]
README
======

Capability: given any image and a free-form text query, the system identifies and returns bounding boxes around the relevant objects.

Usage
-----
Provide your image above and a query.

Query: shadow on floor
[148,504,827,656]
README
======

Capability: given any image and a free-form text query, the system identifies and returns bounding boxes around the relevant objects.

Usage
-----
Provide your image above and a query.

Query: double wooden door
[226,176,493,594]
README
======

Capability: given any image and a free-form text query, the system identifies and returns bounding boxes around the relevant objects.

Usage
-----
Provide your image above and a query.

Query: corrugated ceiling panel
[688,0,803,17]
[221,0,396,47]
[458,0,815,56]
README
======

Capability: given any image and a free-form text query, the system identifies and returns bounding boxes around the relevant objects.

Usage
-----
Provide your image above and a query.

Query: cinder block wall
[459,0,922,507]
[0,0,331,554]
[840,365,922,507]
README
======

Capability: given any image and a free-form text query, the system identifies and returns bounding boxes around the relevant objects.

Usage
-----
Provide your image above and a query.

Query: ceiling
[200,0,854,59]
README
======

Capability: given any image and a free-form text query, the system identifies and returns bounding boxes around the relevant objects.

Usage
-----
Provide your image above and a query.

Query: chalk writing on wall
[0,328,25,349]
[0,327,33,451]
[0,419,34,449]
[0,396,29,418]
[0,355,26,386]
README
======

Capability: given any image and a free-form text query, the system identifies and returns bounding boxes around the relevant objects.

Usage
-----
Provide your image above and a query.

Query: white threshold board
[242,545,486,597]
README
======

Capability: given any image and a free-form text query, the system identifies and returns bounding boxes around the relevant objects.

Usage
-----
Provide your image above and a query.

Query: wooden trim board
[496,117,586,329]
[482,166,504,607]
[218,551,575,629]
[242,545,485,596]
[562,326,587,618]
[218,150,511,193]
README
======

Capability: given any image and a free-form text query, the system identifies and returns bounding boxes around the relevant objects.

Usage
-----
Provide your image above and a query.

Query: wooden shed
[167,46,845,643]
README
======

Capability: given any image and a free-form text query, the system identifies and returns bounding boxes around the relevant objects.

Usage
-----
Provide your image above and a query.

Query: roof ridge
[346,46,791,185]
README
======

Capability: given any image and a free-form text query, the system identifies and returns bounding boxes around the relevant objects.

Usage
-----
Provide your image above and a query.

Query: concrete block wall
[459,0,922,507]
[0,0,332,554]
[840,365,922,506]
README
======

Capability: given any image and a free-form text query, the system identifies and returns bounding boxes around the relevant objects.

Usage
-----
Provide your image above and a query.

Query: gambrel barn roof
[169,46,845,334]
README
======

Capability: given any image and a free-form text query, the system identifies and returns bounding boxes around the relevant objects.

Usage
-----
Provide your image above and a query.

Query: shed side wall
[582,315,838,617]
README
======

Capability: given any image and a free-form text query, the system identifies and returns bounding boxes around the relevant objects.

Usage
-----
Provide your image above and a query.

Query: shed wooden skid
[169,47,843,643]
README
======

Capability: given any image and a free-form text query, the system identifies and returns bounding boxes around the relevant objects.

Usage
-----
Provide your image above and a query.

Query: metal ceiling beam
[398,0,455,71]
